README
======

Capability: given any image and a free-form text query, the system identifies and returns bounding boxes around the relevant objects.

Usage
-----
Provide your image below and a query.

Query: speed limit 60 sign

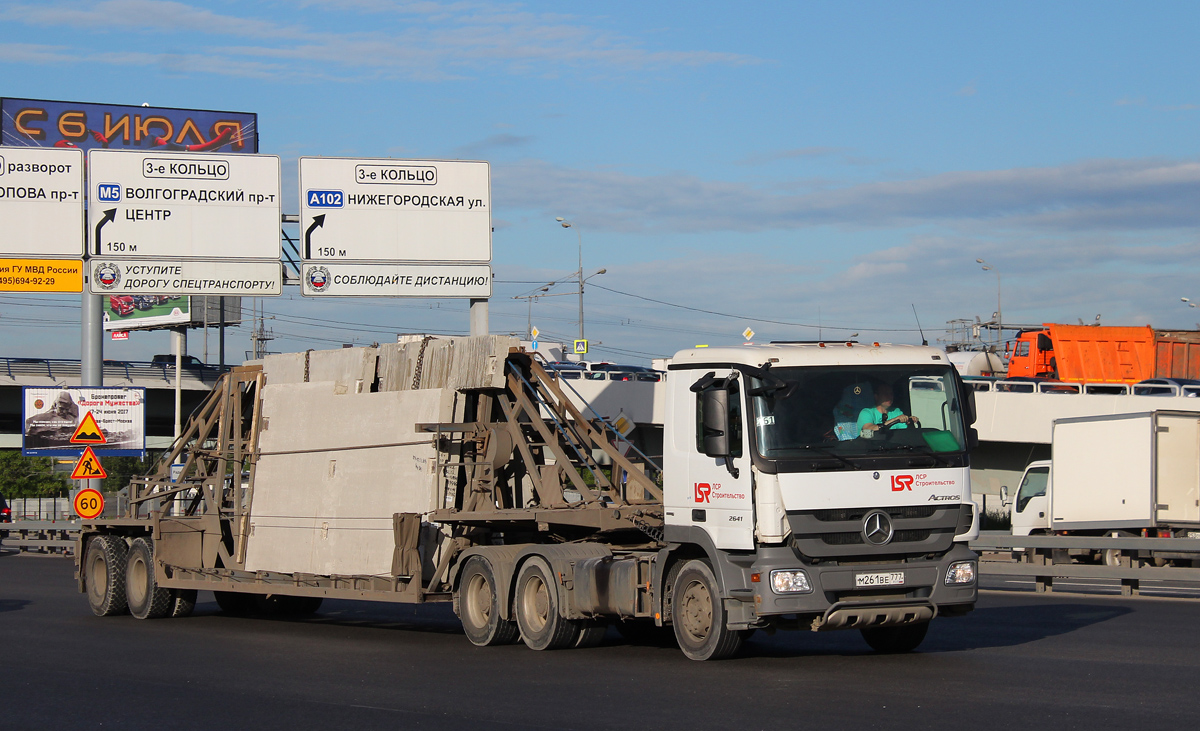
[73,488,105,520]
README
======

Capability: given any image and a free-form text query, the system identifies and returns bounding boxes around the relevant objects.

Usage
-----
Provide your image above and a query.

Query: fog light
[945,561,976,585]
[770,569,813,594]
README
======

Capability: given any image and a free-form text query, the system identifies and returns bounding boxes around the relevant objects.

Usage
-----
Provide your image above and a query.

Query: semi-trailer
[77,336,980,660]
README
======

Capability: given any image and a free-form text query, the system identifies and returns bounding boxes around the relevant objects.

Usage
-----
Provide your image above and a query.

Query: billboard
[103,295,243,331]
[22,387,146,457]
[103,294,190,330]
[1,98,257,153]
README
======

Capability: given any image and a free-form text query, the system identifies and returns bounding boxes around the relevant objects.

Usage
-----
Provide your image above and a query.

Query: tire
[514,558,579,650]
[253,595,323,616]
[214,591,259,615]
[861,621,929,653]
[574,619,608,648]
[170,589,198,618]
[458,557,519,647]
[85,535,129,617]
[285,596,324,615]
[671,559,742,661]
[126,537,172,620]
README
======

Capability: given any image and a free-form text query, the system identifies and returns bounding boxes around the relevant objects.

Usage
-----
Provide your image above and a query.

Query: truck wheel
[861,621,929,653]
[514,557,579,650]
[126,537,172,619]
[671,559,742,661]
[214,591,259,615]
[458,557,519,646]
[85,535,129,617]
[170,590,198,618]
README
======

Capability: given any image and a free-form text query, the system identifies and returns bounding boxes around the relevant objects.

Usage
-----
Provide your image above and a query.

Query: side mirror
[1000,485,1011,506]
[965,387,977,426]
[1037,333,1053,352]
[966,427,979,450]
[701,388,731,458]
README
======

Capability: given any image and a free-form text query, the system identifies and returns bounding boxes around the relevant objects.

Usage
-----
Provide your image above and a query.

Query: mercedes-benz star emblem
[862,510,894,545]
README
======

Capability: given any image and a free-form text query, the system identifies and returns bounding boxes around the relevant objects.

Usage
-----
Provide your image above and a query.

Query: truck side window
[1015,467,1048,512]
[695,383,743,457]
[1015,342,1030,358]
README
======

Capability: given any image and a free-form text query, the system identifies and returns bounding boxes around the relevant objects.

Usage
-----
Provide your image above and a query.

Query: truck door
[666,369,755,550]
[1011,463,1050,536]
[1155,414,1200,524]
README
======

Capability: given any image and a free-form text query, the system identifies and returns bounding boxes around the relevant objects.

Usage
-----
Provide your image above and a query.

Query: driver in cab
[858,383,919,437]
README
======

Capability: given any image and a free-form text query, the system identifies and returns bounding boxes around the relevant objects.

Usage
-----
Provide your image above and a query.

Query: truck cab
[1009,459,1051,536]
[663,343,979,650]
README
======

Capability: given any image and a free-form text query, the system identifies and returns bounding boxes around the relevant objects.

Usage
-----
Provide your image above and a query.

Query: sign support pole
[80,288,103,496]
[469,298,489,336]
[172,327,185,439]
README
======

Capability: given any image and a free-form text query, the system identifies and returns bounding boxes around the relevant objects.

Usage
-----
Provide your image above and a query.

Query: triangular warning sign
[70,412,107,445]
[71,446,108,480]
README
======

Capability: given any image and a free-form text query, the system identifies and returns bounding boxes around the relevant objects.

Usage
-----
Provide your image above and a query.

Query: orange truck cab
[1005,324,1157,383]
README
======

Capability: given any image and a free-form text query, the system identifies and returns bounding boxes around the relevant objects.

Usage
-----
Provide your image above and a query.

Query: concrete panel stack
[243,335,517,577]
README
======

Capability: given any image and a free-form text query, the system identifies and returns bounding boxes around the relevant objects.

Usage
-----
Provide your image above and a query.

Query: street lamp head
[975,258,985,264]
[561,222,572,229]
[555,217,565,222]
[1182,297,1190,303]
[597,268,607,275]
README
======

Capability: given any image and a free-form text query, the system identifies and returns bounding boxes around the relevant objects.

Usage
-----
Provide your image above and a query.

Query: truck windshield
[749,365,968,460]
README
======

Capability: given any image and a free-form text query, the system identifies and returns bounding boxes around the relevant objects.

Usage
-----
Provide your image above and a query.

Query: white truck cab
[661,342,979,643]
[1010,460,1051,536]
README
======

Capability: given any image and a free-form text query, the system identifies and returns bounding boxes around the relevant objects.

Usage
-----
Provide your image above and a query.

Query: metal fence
[0,520,79,554]
[971,532,1200,596]
[8,498,74,521]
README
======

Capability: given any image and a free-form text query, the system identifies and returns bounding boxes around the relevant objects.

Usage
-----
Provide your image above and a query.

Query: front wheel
[861,621,929,653]
[671,559,742,661]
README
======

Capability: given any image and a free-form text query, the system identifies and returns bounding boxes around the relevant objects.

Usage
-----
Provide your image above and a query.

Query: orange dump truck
[1006,324,1200,383]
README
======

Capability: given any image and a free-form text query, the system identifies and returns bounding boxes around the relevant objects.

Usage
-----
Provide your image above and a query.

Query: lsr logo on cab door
[694,483,747,502]
[891,475,914,491]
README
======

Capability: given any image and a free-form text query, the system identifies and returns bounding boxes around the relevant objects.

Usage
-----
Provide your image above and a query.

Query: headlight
[945,560,976,585]
[770,569,813,594]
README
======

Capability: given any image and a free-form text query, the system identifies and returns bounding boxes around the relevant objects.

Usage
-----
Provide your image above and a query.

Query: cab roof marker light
[818,342,826,348]
[845,341,853,347]
[873,342,881,347]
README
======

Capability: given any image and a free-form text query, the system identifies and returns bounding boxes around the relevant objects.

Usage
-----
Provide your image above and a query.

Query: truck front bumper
[737,543,977,630]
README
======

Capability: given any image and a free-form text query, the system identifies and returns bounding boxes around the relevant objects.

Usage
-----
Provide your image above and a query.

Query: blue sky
[2,1,1199,363]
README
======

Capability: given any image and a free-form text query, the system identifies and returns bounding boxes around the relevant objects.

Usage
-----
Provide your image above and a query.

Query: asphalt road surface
[3,552,1198,731]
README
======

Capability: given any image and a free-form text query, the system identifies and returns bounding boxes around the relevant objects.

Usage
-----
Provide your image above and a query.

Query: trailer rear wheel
[85,535,129,617]
[515,558,579,650]
[671,559,742,661]
[860,621,929,653]
[126,538,172,619]
[459,557,519,646]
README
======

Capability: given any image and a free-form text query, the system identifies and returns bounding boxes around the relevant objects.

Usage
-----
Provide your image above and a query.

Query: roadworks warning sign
[70,447,108,480]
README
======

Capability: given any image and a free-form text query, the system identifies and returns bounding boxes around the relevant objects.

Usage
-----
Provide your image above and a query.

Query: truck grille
[813,506,937,521]
[789,504,970,558]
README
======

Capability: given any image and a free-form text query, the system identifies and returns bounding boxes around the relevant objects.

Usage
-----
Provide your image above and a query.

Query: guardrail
[970,532,1200,596]
[0,520,79,555]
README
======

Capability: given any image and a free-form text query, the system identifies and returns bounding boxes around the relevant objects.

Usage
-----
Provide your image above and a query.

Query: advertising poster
[1,98,257,153]
[22,387,146,457]
[103,294,190,330]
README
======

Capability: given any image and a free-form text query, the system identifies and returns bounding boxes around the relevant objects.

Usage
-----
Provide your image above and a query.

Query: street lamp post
[976,258,1002,348]
[556,217,605,341]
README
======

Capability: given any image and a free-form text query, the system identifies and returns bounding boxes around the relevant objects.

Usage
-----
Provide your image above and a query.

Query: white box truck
[78,338,980,660]
[1011,411,1200,539]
